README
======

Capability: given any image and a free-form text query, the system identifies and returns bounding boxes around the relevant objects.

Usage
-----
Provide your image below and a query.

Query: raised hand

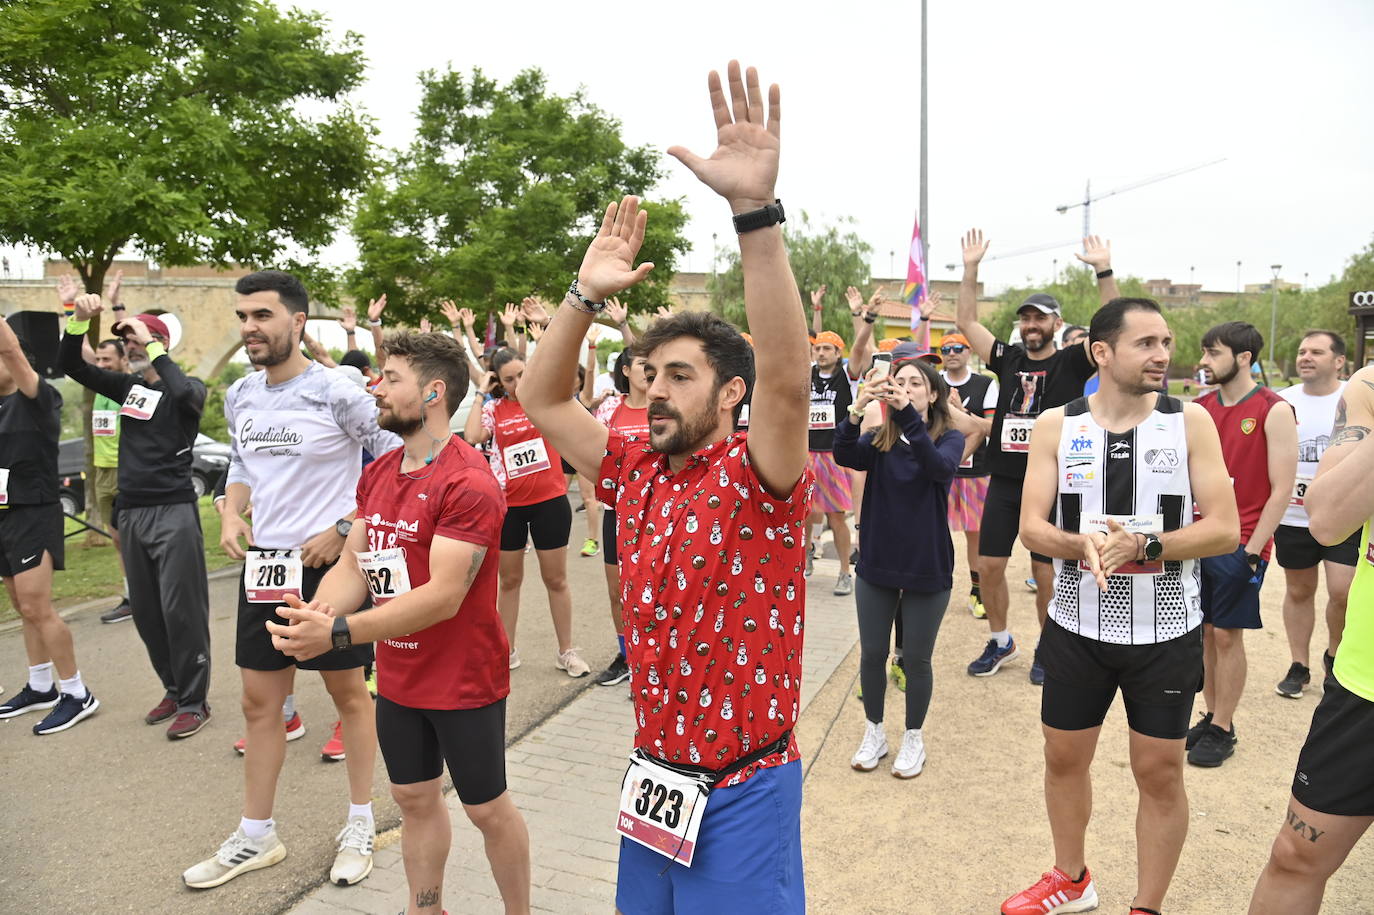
[1075,235,1112,272]
[845,286,864,315]
[576,196,656,303]
[655,306,674,320]
[500,302,519,327]
[667,61,780,212]
[56,274,81,305]
[338,305,357,333]
[104,269,124,308]
[439,300,461,327]
[478,371,499,395]
[855,367,889,410]
[419,317,432,334]
[367,293,388,323]
[72,293,104,322]
[520,296,551,326]
[921,289,944,319]
[962,229,990,270]
[528,321,544,342]
[586,324,601,345]
[810,285,827,309]
[604,296,628,326]
[457,307,475,329]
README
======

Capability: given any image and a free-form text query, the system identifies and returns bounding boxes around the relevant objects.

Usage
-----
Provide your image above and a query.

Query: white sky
[5,0,1371,299]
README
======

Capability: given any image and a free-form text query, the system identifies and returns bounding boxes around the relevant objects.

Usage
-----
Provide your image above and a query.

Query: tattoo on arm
[463,547,488,589]
[1331,425,1370,446]
[416,886,441,907]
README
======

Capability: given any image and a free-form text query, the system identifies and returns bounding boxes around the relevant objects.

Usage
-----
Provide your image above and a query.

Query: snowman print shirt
[600,429,814,787]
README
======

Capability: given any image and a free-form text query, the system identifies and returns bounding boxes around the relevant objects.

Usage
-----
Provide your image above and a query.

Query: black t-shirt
[808,365,854,452]
[985,341,1095,479]
[944,370,996,478]
[0,380,62,505]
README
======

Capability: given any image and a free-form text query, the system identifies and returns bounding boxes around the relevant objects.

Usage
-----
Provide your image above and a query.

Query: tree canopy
[350,67,690,327]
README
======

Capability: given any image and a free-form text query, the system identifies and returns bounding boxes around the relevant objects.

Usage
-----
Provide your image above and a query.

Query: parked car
[56,433,232,515]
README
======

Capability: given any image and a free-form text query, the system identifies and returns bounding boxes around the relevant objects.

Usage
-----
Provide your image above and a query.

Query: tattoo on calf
[1286,806,1326,843]
[416,886,441,907]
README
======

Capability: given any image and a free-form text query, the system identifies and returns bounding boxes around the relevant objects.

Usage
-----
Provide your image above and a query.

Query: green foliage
[0,0,375,293]
[708,213,873,338]
[595,337,624,372]
[351,67,690,327]
[199,361,250,442]
[985,264,1147,341]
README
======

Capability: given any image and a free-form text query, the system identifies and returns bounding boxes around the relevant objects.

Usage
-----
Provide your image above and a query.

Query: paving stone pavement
[289,547,858,915]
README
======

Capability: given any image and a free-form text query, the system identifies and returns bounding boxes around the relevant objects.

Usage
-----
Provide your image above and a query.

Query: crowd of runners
[0,61,1371,915]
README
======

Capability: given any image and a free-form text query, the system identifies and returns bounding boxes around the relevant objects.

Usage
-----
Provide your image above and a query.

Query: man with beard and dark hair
[62,294,212,738]
[184,270,399,891]
[956,230,1119,684]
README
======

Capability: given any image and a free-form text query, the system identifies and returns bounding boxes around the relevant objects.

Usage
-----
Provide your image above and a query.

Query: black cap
[1017,293,1061,316]
[340,349,372,371]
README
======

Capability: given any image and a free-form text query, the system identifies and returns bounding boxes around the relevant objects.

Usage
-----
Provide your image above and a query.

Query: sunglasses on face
[940,345,967,354]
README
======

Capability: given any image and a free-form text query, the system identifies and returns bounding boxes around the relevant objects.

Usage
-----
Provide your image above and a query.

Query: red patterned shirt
[600,430,814,786]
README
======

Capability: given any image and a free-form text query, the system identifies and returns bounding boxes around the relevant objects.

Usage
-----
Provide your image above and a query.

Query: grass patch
[0,497,237,626]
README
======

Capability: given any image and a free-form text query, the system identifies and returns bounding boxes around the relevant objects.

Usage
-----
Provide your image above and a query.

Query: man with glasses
[941,333,998,618]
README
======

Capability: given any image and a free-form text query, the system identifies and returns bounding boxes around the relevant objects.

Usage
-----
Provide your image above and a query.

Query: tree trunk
[74,258,113,543]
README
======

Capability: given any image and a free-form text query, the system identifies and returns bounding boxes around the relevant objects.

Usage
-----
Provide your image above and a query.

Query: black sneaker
[100,600,134,623]
[0,684,60,719]
[1029,652,1045,686]
[1187,722,1237,767]
[1323,651,1335,679]
[33,691,100,735]
[1185,711,1213,750]
[595,654,630,687]
[1276,662,1311,699]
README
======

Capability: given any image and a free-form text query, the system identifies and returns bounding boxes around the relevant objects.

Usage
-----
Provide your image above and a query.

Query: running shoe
[850,720,888,771]
[167,705,211,740]
[1276,662,1311,699]
[1187,722,1237,768]
[850,547,860,566]
[1001,866,1098,915]
[322,720,346,761]
[32,691,100,735]
[1184,711,1213,751]
[100,599,134,624]
[804,549,814,578]
[183,827,286,889]
[0,683,59,719]
[889,657,906,693]
[234,712,306,755]
[595,653,631,686]
[557,648,591,678]
[365,668,377,697]
[834,572,854,596]
[967,637,1018,677]
[892,729,925,779]
[1030,651,1046,686]
[329,816,375,886]
[509,648,521,670]
[580,538,600,558]
[1322,651,1335,678]
[1024,577,1038,593]
[968,595,987,619]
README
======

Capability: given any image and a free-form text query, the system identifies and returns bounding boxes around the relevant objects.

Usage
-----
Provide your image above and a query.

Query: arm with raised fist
[60,294,133,401]
[956,230,997,363]
[810,286,826,336]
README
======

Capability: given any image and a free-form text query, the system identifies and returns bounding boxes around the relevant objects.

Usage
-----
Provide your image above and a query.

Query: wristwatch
[1142,533,1163,562]
[732,199,786,234]
[1244,552,1262,569]
[335,518,352,538]
[331,615,352,652]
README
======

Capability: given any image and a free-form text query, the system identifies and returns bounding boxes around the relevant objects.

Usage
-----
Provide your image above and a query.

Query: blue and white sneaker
[967,637,1018,677]
[33,691,99,734]
[0,684,60,719]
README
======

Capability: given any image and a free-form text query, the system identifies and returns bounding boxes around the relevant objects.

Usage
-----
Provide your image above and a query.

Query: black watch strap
[331,615,352,651]
[732,199,786,234]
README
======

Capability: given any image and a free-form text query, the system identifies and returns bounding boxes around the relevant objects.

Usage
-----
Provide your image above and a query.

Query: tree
[708,212,873,338]
[350,67,690,326]
[0,0,375,294]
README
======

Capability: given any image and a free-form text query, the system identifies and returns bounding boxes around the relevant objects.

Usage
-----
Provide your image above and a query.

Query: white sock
[810,523,822,544]
[282,693,296,722]
[348,802,374,825]
[28,662,55,693]
[59,672,88,700]
[240,816,274,840]
[992,630,1011,649]
[122,578,130,599]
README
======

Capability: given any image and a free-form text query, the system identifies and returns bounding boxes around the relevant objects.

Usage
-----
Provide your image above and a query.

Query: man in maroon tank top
[1190,322,1298,768]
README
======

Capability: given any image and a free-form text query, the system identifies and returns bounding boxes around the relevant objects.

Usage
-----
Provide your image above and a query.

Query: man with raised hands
[521,61,811,914]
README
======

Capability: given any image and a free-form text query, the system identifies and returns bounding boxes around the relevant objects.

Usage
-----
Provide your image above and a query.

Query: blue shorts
[1200,546,1267,630]
[615,760,804,915]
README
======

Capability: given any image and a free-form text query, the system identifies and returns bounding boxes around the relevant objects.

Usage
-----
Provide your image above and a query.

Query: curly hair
[636,311,754,422]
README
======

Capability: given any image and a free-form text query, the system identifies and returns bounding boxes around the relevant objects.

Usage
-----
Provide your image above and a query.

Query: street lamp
[1270,263,1282,378]
[1236,260,1242,295]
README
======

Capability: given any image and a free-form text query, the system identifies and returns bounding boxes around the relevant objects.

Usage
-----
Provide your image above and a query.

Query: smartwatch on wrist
[1245,551,1262,569]
[1142,533,1163,562]
[330,616,352,652]
[334,518,352,538]
[732,199,786,234]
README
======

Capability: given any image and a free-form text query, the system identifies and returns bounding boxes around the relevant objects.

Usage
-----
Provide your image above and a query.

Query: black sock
[1072,868,1086,883]
[970,571,981,599]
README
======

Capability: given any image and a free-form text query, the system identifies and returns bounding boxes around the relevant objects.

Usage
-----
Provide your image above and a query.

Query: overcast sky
[7,0,1371,297]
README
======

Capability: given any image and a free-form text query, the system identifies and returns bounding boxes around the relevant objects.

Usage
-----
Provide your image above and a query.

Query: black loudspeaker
[6,311,61,379]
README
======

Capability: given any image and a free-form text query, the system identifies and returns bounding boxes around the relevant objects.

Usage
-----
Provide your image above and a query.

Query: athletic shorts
[1039,619,1203,740]
[92,465,119,525]
[1292,672,1374,816]
[1200,546,1267,629]
[500,494,572,552]
[948,475,989,533]
[979,474,1050,564]
[375,695,508,804]
[0,503,65,578]
[1273,524,1361,570]
[236,560,374,671]
[603,506,619,567]
[616,760,804,915]
[806,451,852,514]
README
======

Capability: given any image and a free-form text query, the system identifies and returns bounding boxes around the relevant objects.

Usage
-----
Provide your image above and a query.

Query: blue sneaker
[33,691,99,735]
[967,637,1018,677]
[1029,652,1046,686]
[0,684,60,718]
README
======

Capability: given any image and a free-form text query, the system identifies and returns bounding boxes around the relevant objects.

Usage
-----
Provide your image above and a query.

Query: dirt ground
[796,548,1374,915]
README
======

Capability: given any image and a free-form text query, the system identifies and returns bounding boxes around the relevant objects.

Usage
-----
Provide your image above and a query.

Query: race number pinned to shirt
[356,547,412,603]
[1290,473,1314,508]
[808,403,835,431]
[0,468,9,505]
[503,437,551,479]
[243,550,303,603]
[119,385,163,421]
[92,410,118,438]
[616,753,711,867]
[1080,513,1164,575]
[1000,416,1035,452]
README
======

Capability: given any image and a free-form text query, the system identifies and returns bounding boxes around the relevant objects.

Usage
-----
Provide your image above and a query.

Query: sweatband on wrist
[66,318,91,335]
[145,341,167,361]
[367,318,381,327]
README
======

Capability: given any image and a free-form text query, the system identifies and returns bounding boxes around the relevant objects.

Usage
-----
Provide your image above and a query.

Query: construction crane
[1057,158,1226,238]
[943,238,1081,272]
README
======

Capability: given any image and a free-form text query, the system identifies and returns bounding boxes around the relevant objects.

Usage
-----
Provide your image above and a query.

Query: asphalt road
[0,504,620,915]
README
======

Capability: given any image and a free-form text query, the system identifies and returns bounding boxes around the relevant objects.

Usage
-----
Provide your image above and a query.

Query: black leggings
[855,575,950,730]
[499,495,572,552]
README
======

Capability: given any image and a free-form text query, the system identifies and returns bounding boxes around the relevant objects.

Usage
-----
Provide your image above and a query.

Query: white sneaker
[833,572,854,596]
[850,720,888,771]
[508,648,521,670]
[329,816,374,886]
[557,648,591,678]
[183,827,286,889]
[892,729,926,779]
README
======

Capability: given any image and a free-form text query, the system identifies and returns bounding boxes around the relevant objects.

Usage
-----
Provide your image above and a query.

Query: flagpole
[919,0,928,283]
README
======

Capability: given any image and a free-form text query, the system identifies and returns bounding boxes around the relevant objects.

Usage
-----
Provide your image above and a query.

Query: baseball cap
[940,333,971,349]
[891,341,942,366]
[1017,293,1061,316]
[114,312,171,343]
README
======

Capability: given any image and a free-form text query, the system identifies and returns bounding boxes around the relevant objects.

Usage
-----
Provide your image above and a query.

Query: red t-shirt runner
[481,396,568,507]
[355,437,508,709]
[1195,385,1291,560]
[600,429,814,787]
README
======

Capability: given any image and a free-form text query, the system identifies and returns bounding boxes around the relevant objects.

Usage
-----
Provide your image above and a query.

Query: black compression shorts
[376,695,508,804]
[500,495,572,552]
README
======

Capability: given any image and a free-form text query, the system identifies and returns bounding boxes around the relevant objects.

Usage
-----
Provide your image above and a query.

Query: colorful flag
[901,215,927,330]
[485,313,497,349]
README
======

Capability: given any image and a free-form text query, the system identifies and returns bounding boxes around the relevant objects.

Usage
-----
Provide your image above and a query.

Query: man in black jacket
[63,293,212,739]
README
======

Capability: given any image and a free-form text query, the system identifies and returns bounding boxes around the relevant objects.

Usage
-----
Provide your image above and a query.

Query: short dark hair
[1202,321,1264,366]
[1089,298,1164,348]
[379,330,469,413]
[636,311,754,421]
[1062,324,1088,339]
[1301,329,1347,358]
[340,349,371,372]
[97,338,125,357]
[614,341,642,395]
[234,270,309,315]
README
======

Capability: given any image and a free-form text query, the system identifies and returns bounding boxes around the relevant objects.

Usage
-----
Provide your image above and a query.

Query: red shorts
[807,451,852,514]
[947,475,988,533]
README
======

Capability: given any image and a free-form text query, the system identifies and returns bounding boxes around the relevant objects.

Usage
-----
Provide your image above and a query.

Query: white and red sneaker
[321,719,346,761]
[1002,866,1098,914]
[234,712,306,755]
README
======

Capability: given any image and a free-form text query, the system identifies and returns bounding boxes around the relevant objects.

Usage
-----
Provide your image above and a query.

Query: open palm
[668,61,780,210]
[577,195,655,303]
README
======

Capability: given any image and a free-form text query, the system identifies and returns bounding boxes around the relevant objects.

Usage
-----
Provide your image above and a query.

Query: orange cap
[876,337,899,353]
[813,331,845,351]
[941,332,970,348]
[740,332,754,347]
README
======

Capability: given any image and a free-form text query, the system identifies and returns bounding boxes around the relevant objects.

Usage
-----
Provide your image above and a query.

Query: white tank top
[1050,394,1202,645]
[1277,382,1345,529]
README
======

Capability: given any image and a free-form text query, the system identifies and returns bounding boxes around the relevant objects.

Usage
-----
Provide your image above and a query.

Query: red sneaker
[145,696,178,725]
[1002,866,1098,914]
[234,712,307,755]
[166,705,212,740]
[321,720,345,761]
